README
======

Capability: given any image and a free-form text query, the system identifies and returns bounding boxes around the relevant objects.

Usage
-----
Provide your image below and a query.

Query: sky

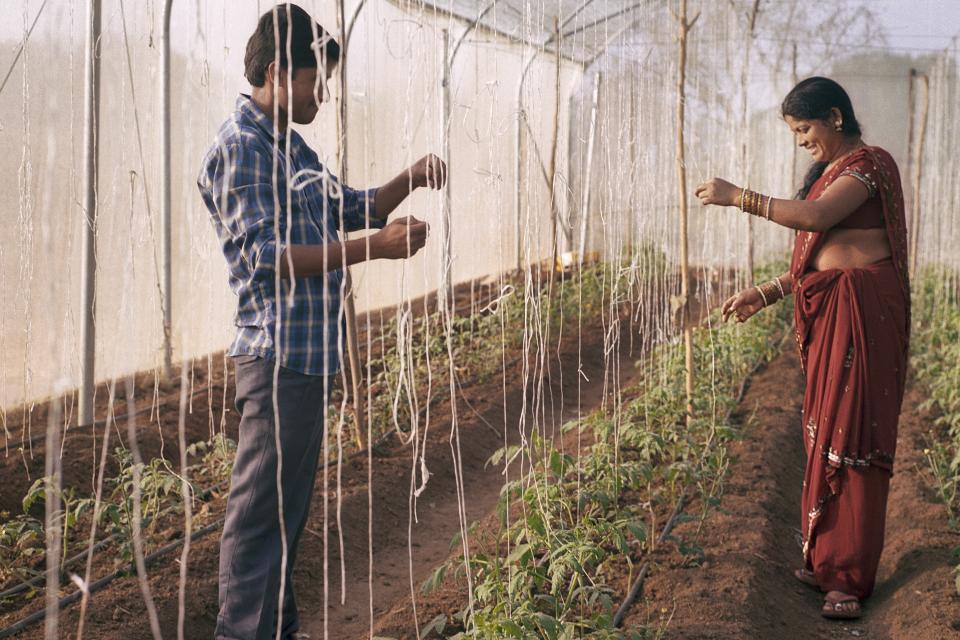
[870,0,960,52]
[1,0,959,56]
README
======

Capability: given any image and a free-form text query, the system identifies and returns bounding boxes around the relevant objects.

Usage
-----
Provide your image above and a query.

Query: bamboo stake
[910,71,929,279]
[628,72,638,255]
[904,69,916,205]
[336,0,365,450]
[788,41,799,251]
[548,18,563,278]
[674,0,699,426]
[160,0,173,380]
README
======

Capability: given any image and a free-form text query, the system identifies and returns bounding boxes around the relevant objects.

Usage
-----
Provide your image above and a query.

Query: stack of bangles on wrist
[754,277,785,308]
[739,188,773,220]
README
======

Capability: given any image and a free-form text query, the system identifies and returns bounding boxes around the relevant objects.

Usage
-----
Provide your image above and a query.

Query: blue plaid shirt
[198,94,384,375]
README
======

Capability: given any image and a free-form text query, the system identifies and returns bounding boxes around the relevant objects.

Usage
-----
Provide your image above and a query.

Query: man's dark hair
[244,3,340,87]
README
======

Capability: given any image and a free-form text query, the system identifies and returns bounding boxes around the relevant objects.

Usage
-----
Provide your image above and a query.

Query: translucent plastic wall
[2,0,957,412]
[0,0,575,410]
[917,45,960,275]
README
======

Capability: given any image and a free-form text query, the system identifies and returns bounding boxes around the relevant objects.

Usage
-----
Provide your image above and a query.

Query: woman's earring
[834,121,843,131]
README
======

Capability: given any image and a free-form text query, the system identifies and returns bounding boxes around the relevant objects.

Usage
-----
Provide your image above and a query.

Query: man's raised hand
[371,216,430,260]
[411,154,447,190]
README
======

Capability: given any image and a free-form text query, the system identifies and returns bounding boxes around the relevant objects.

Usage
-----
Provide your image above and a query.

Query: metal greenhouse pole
[161,0,174,379]
[909,69,930,279]
[441,1,499,306]
[337,0,370,450]
[512,1,647,272]
[79,0,102,428]
[577,71,601,262]
[513,0,598,272]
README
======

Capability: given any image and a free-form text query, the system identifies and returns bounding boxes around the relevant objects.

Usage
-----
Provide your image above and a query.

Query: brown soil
[0,276,518,637]
[369,343,960,640]
[627,345,960,639]
[298,300,640,639]
[0,269,649,638]
[0,277,517,523]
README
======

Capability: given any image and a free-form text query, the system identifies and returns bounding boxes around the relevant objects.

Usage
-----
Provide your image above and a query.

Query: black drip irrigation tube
[0,425,403,638]
[612,491,688,628]
[0,473,233,602]
[612,331,788,627]
[0,320,531,636]
[0,520,223,639]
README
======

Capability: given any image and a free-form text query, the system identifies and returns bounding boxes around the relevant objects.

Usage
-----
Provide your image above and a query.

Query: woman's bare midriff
[812,227,892,271]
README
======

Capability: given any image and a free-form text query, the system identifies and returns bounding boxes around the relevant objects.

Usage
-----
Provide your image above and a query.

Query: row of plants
[0,434,235,601]
[911,266,960,592]
[0,256,649,608]
[354,254,663,444]
[415,262,793,639]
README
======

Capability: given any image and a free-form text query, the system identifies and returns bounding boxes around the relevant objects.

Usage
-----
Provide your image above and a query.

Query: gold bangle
[773,276,785,298]
[755,285,768,307]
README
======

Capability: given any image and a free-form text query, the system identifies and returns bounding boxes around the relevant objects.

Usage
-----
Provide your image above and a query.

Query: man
[197,5,446,639]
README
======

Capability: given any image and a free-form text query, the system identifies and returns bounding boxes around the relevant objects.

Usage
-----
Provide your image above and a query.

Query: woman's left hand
[695,178,740,207]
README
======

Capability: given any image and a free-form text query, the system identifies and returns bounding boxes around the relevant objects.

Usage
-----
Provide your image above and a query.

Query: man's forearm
[279,238,379,278]
[374,170,416,219]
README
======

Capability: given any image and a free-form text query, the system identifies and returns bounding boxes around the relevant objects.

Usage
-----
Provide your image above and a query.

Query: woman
[695,77,910,620]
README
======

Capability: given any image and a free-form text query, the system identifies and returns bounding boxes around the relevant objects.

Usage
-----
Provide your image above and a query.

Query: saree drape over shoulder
[790,146,910,599]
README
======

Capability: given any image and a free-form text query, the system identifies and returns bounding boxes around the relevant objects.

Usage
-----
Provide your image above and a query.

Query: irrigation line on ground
[0,290,535,634]
[0,421,408,637]
[0,520,222,639]
[611,329,789,627]
[0,460,246,603]
[612,490,688,628]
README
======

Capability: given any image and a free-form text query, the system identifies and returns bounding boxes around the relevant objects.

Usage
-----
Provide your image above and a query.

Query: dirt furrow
[631,345,960,639]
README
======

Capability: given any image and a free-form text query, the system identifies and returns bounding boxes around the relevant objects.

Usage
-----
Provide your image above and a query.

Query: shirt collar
[236,93,287,143]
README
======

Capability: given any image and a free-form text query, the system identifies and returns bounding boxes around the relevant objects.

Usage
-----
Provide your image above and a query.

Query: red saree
[790,145,910,599]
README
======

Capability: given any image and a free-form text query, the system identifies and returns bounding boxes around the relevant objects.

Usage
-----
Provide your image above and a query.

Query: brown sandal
[793,568,818,589]
[821,590,861,620]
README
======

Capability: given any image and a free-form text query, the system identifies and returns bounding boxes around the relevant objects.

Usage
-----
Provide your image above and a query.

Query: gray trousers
[215,355,330,640]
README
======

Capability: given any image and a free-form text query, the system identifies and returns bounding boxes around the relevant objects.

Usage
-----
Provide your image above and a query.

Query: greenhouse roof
[418,0,657,65]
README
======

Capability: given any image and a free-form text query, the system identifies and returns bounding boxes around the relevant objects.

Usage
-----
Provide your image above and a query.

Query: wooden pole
[909,71,929,279]
[675,0,698,426]
[547,18,563,276]
[789,44,798,177]
[337,0,365,450]
[160,0,173,379]
[628,72,638,256]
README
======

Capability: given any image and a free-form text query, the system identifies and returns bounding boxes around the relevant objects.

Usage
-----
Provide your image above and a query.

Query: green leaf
[22,478,47,513]
[419,613,446,638]
[626,520,646,544]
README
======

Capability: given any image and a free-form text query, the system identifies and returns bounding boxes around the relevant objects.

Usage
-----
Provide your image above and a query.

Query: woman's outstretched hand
[721,287,764,323]
[696,178,740,207]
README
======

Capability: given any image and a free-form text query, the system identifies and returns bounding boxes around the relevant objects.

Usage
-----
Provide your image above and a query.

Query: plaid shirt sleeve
[337,183,385,233]
[202,143,287,284]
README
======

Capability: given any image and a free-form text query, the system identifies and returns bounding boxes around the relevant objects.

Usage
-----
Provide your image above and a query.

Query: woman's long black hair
[781,77,862,199]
